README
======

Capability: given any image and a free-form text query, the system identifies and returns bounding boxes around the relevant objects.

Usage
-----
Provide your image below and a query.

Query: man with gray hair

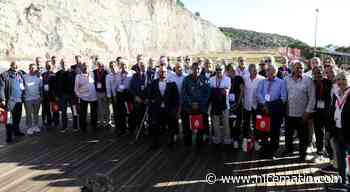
[284,60,315,162]
[256,64,287,158]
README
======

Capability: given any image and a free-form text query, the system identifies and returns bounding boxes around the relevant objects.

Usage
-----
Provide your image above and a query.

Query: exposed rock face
[0,0,230,61]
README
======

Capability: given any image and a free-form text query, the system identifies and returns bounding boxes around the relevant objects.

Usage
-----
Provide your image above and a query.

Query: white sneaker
[27,128,34,135]
[233,141,239,149]
[33,127,41,133]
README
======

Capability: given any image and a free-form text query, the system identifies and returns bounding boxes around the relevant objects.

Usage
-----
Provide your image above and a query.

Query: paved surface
[0,122,336,192]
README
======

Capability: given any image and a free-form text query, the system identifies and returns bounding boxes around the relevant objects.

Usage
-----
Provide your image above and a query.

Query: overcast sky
[182,0,350,47]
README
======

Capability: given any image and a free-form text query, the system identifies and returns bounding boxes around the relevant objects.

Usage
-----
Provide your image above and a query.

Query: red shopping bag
[51,102,60,113]
[190,115,204,131]
[243,137,255,152]
[256,115,271,132]
[347,155,350,174]
[0,110,8,124]
[125,101,134,114]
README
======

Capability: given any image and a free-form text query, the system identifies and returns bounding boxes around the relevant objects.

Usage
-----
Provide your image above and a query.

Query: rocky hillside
[220,27,307,49]
[0,0,231,60]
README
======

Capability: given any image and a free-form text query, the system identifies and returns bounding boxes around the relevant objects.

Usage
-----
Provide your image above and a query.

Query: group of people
[0,54,349,189]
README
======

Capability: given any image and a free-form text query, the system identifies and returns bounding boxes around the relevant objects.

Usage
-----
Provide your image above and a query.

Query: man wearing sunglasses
[236,57,249,77]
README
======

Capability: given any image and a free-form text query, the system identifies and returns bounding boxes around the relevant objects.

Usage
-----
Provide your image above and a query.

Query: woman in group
[74,63,98,133]
[328,72,350,191]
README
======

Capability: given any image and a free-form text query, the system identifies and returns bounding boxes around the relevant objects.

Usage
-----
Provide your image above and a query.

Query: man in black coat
[0,61,26,143]
[148,66,179,149]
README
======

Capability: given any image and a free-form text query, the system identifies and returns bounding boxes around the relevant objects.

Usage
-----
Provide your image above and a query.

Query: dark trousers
[243,108,257,137]
[182,110,208,147]
[150,108,178,146]
[335,128,350,184]
[286,116,309,158]
[6,102,23,140]
[115,98,128,134]
[42,98,59,127]
[313,110,326,152]
[130,103,146,134]
[260,113,283,155]
[79,99,98,132]
[234,105,244,137]
[59,94,78,130]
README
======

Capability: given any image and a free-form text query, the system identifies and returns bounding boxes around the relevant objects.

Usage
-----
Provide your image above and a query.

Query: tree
[195,12,200,17]
[176,0,185,8]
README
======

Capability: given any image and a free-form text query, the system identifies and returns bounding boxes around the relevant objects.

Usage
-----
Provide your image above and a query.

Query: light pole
[314,8,319,57]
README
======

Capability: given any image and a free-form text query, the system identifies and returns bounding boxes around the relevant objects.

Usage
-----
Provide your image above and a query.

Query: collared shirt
[115,71,134,93]
[257,77,287,105]
[74,73,97,101]
[236,67,250,77]
[285,75,316,117]
[159,80,167,96]
[209,75,231,109]
[106,72,118,97]
[243,74,265,110]
[182,75,210,112]
[167,72,188,95]
[24,74,42,101]
[334,88,350,129]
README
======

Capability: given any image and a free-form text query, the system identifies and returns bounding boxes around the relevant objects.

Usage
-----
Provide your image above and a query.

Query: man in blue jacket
[182,62,210,148]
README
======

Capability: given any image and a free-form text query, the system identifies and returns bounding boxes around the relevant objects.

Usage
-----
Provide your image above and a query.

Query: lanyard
[336,89,350,109]
[267,80,273,95]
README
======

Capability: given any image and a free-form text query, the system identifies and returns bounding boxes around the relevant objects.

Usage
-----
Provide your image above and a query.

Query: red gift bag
[256,115,271,132]
[243,137,255,152]
[347,155,350,174]
[51,102,60,113]
[125,101,134,114]
[190,115,204,131]
[0,110,8,124]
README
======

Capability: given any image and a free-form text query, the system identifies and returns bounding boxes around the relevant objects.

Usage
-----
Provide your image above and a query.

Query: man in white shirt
[243,64,265,138]
[209,64,231,145]
[106,61,118,132]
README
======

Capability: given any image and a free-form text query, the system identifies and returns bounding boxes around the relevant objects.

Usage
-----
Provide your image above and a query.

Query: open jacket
[330,90,350,144]
[0,69,26,110]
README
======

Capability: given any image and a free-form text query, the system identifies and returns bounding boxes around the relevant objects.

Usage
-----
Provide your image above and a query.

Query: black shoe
[280,149,293,157]
[320,165,338,174]
[14,132,25,137]
[326,183,348,191]
[118,131,126,136]
[72,128,79,132]
[6,138,13,143]
[60,128,67,133]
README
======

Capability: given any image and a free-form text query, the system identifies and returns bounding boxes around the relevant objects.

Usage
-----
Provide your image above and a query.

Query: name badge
[44,84,49,91]
[119,84,125,91]
[19,83,25,90]
[141,85,145,91]
[317,100,325,109]
[161,102,165,108]
[97,83,102,89]
[229,93,235,102]
[265,94,271,102]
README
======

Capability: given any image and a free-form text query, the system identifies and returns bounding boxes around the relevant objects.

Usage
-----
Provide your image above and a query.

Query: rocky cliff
[0,0,230,61]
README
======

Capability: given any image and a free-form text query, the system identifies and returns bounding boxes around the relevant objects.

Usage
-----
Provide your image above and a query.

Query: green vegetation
[220,27,309,49]
[176,0,185,8]
[336,46,350,53]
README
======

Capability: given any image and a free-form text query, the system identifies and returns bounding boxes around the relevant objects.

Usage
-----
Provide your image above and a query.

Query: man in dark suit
[148,66,179,149]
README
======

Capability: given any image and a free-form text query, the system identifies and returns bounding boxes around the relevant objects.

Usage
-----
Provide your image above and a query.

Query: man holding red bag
[182,62,210,149]
[256,64,287,158]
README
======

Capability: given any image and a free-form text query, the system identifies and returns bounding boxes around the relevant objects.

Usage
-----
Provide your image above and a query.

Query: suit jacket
[148,79,179,116]
[0,69,26,106]
[93,69,108,93]
[330,90,350,144]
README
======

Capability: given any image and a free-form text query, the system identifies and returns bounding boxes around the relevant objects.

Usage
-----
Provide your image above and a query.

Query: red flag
[256,115,271,132]
[51,102,60,113]
[0,110,8,124]
[190,115,204,131]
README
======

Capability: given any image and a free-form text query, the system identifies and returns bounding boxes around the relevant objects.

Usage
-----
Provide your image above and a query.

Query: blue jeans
[335,128,350,184]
